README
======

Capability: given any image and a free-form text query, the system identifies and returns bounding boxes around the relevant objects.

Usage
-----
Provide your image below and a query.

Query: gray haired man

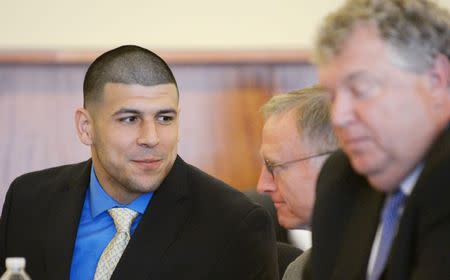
[305,1,450,279]
[256,86,338,279]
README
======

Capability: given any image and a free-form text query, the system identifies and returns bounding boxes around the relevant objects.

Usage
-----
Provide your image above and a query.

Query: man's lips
[341,137,374,155]
[131,158,162,168]
[342,136,371,146]
[273,201,285,209]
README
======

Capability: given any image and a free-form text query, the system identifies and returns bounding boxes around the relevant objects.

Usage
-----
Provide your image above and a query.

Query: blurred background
[1,0,449,208]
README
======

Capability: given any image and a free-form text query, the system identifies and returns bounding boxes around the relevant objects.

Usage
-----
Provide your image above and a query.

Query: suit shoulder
[411,127,450,220]
[420,126,450,187]
[9,160,90,195]
[318,150,352,181]
[184,162,265,220]
[317,150,366,196]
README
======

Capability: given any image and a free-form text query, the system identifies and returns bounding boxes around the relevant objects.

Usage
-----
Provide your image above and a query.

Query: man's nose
[256,166,277,194]
[137,120,160,147]
[331,90,355,128]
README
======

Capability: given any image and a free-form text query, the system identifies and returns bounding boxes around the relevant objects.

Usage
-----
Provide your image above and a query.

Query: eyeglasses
[264,151,335,179]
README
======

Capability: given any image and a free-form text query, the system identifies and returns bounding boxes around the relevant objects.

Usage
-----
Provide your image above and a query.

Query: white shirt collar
[399,164,424,196]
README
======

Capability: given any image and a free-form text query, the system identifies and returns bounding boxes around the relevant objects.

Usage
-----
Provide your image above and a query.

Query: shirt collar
[399,164,424,196]
[89,166,153,218]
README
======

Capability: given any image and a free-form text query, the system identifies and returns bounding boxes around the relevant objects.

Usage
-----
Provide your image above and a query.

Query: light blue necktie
[369,189,406,280]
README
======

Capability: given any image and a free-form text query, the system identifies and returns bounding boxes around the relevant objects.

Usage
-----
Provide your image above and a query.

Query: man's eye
[157,115,174,124]
[349,80,379,99]
[119,116,138,123]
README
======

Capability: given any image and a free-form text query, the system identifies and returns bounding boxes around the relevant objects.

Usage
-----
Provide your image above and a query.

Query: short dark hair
[83,45,178,108]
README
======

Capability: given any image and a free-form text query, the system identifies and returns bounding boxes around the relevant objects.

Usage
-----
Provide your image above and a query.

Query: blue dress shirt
[70,167,153,280]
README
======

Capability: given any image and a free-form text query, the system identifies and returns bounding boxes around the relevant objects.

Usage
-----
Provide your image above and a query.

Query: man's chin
[350,154,377,176]
[126,178,163,193]
[277,214,302,230]
[350,158,398,192]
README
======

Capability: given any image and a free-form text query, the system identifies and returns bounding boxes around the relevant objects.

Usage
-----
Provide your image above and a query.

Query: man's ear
[177,107,181,143]
[428,53,450,110]
[75,108,94,146]
[429,53,449,91]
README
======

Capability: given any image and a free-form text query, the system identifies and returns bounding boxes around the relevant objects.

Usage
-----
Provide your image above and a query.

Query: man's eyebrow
[345,70,371,83]
[112,108,142,116]
[157,109,177,115]
[112,108,178,117]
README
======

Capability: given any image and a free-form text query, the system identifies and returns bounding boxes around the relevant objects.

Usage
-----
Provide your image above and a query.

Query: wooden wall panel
[0,58,317,208]
[175,65,274,189]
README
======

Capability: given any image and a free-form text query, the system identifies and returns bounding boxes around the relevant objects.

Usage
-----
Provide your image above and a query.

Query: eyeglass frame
[263,150,335,179]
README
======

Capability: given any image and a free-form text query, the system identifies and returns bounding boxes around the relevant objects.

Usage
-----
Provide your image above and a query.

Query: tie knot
[108,208,138,233]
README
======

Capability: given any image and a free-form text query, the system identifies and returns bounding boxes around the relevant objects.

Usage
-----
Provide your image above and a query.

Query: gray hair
[260,86,338,153]
[315,0,450,73]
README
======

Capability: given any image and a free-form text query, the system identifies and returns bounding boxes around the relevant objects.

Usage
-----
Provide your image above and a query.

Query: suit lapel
[332,181,384,280]
[327,125,449,280]
[386,125,450,280]
[112,156,192,280]
[44,160,91,280]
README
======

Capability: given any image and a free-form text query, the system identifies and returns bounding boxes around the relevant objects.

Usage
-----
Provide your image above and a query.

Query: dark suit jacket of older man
[303,125,450,280]
[0,156,279,279]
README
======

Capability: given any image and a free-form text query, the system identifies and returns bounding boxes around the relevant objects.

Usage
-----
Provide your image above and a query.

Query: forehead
[100,82,179,110]
[261,111,309,159]
[318,23,390,86]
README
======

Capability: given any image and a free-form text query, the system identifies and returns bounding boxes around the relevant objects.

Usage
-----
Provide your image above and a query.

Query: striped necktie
[368,189,406,280]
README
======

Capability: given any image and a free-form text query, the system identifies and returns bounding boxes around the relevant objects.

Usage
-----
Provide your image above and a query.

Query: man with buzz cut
[304,1,450,279]
[0,45,279,280]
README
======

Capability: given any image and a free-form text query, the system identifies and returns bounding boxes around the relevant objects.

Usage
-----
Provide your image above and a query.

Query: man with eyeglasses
[256,86,338,280]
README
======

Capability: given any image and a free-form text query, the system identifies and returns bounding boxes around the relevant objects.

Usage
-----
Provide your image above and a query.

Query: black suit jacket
[304,126,450,280]
[0,156,279,279]
[245,190,289,244]
[276,242,302,280]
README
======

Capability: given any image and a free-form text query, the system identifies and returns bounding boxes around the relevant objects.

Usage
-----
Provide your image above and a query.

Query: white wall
[3,0,449,50]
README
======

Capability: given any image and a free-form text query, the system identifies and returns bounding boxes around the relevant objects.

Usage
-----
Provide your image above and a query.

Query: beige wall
[1,0,348,50]
[3,0,449,50]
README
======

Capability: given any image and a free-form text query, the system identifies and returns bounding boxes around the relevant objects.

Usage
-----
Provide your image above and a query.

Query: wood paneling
[0,51,317,208]
[0,50,313,64]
